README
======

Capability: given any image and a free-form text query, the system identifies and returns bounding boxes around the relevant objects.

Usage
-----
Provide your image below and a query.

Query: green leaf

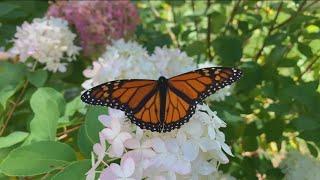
[213,36,243,66]
[0,147,12,163]
[24,88,65,144]
[184,41,206,57]
[297,43,313,58]
[265,33,287,46]
[307,142,318,158]
[210,11,226,33]
[266,45,287,67]
[0,131,29,149]
[0,141,76,176]
[85,106,105,143]
[292,116,320,132]
[0,62,26,90]
[52,160,91,180]
[242,136,258,151]
[77,125,93,158]
[27,69,48,87]
[0,2,18,17]
[264,120,284,142]
[59,96,86,123]
[0,86,15,109]
[299,128,320,144]
[77,106,105,157]
[306,24,320,33]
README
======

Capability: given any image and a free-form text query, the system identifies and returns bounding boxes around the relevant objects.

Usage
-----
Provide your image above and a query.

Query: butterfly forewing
[81,79,156,111]
[161,67,242,132]
[168,67,242,103]
[81,79,163,131]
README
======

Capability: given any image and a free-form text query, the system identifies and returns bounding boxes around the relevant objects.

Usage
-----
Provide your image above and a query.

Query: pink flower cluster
[47,0,140,56]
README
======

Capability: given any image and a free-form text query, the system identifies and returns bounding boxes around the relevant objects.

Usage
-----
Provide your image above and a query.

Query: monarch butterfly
[81,67,242,132]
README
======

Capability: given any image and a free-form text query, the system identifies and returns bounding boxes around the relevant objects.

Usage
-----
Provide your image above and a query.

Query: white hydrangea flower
[82,39,158,89]
[149,46,196,78]
[82,40,235,180]
[198,61,233,102]
[89,104,233,180]
[280,151,320,180]
[10,17,80,72]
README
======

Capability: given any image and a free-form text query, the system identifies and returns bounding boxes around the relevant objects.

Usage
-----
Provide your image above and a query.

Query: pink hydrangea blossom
[47,1,140,56]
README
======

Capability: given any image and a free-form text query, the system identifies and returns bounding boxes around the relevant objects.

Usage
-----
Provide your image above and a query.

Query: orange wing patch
[81,79,157,112]
[164,89,189,124]
[168,67,242,102]
[110,82,156,109]
[169,81,198,99]
[134,91,160,124]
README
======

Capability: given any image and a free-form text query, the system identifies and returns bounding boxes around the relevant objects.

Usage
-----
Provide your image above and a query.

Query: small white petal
[182,141,199,161]
[124,138,140,149]
[221,143,233,156]
[121,157,135,177]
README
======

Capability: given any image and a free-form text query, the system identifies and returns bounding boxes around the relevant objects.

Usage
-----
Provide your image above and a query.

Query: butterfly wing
[126,90,163,132]
[162,87,197,132]
[162,67,242,132]
[81,79,162,131]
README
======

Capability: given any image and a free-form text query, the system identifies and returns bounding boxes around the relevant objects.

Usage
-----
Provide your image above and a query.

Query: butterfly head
[158,76,167,83]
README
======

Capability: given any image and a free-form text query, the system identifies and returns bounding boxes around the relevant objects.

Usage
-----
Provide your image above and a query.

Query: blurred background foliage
[137,1,320,179]
[0,0,320,179]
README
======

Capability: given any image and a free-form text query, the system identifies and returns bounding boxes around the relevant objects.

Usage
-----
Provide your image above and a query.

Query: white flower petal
[101,128,116,142]
[197,160,215,175]
[98,115,112,128]
[118,132,132,142]
[221,143,233,156]
[110,118,121,134]
[121,157,135,177]
[182,141,198,161]
[124,138,140,149]
[151,138,167,153]
[166,139,179,154]
[111,138,125,157]
[172,160,191,175]
[110,163,124,177]
[198,138,220,152]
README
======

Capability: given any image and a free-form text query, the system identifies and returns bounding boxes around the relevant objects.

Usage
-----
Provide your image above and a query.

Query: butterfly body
[81,67,242,133]
[157,76,168,131]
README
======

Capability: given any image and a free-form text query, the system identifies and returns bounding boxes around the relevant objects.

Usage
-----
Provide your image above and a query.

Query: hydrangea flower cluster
[47,0,140,56]
[280,151,320,179]
[9,17,80,72]
[83,39,235,180]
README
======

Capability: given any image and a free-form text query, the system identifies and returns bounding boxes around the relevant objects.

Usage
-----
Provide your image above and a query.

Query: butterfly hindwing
[126,91,163,132]
[162,88,196,132]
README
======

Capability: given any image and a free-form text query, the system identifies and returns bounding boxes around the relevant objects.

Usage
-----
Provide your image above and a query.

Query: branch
[272,0,307,30]
[148,0,180,48]
[57,124,82,140]
[206,0,213,60]
[0,80,29,135]
[191,0,199,39]
[298,55,320,80]
[222,0,241,35]
[0,62,37,136]
[254,1,283,61]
